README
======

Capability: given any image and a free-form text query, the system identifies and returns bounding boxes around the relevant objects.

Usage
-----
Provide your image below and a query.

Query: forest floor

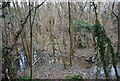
[17,48,95,79]
[17,48,120,79]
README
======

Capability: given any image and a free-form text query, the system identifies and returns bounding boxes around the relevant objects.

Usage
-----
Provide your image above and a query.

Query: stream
[18,49,120,79]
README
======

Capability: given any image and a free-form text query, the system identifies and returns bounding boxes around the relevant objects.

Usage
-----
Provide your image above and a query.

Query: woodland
[0,0,120,80]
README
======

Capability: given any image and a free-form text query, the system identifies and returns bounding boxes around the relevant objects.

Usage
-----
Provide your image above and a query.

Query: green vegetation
[73,19,93,33]
[18,76,30,79]
[65,74,82,79]
[91,2,119,79]
[93,20,119,79]
[73,19,93,48]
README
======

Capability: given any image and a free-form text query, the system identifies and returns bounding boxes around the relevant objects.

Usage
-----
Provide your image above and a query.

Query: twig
[33,56,42,65]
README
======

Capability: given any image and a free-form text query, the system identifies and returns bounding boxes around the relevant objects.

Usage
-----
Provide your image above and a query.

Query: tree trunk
[68,1,74,66]
[98,2,102,24]
[117,2,120,57]
[29,2,33,80]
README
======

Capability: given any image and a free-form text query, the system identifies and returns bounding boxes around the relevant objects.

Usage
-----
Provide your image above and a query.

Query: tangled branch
[3,0,46,54]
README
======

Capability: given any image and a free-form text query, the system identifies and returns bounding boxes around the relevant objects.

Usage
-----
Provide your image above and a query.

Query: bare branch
[4,0,46,54]
[77,2,87,19]
[112,2,119,20]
